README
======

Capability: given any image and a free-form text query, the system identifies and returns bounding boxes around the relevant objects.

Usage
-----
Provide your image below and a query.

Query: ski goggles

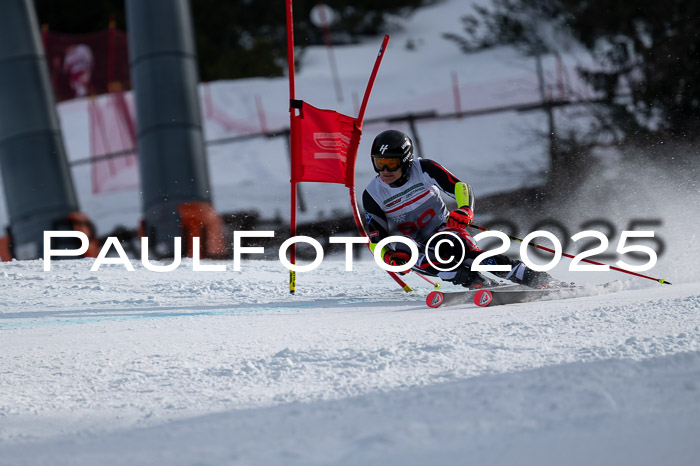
[372,156,402,172]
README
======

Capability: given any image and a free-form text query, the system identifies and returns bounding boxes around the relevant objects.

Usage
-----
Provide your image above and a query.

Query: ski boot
[507,262,573,289]
[451,267,495,289]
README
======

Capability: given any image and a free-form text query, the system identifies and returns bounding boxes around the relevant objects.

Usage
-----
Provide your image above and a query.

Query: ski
[426,284,589,308]
[471,286,580,307]
[426,284,522,308]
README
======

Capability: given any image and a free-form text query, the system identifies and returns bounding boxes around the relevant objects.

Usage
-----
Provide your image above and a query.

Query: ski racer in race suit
[362,129,560,288]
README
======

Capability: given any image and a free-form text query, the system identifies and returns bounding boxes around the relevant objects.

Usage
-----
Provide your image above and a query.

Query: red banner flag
[43,28,130,102]
[290,101,361,187]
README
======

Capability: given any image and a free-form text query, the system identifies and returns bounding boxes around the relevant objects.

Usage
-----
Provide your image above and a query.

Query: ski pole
[387,267,413,292]
[413,271,441,289]
[469,223,672,285]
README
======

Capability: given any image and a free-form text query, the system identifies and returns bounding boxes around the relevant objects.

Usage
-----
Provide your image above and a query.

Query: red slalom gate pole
[286,0,297,294]
[356,35,389,123]
[346,34,412,293]
[470,224,671,285]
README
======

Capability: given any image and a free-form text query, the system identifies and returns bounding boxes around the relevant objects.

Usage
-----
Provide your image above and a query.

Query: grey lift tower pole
[126,0,225,259]
[0,0,97,260]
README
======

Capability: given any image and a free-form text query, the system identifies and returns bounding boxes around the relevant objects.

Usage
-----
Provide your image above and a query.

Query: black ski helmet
[370,130,414,173]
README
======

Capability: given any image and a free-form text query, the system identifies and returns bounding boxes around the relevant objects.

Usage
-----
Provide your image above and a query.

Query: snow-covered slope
[1,259,699,465]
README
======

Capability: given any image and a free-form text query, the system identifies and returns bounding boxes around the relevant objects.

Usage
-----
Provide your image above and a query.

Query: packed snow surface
[2,0,700,464]
[1,257,700,465]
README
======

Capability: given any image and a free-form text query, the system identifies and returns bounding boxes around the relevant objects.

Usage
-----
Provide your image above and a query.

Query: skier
[362,129,563,289]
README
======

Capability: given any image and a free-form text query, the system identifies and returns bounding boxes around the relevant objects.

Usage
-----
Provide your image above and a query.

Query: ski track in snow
[1,258,699,464]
